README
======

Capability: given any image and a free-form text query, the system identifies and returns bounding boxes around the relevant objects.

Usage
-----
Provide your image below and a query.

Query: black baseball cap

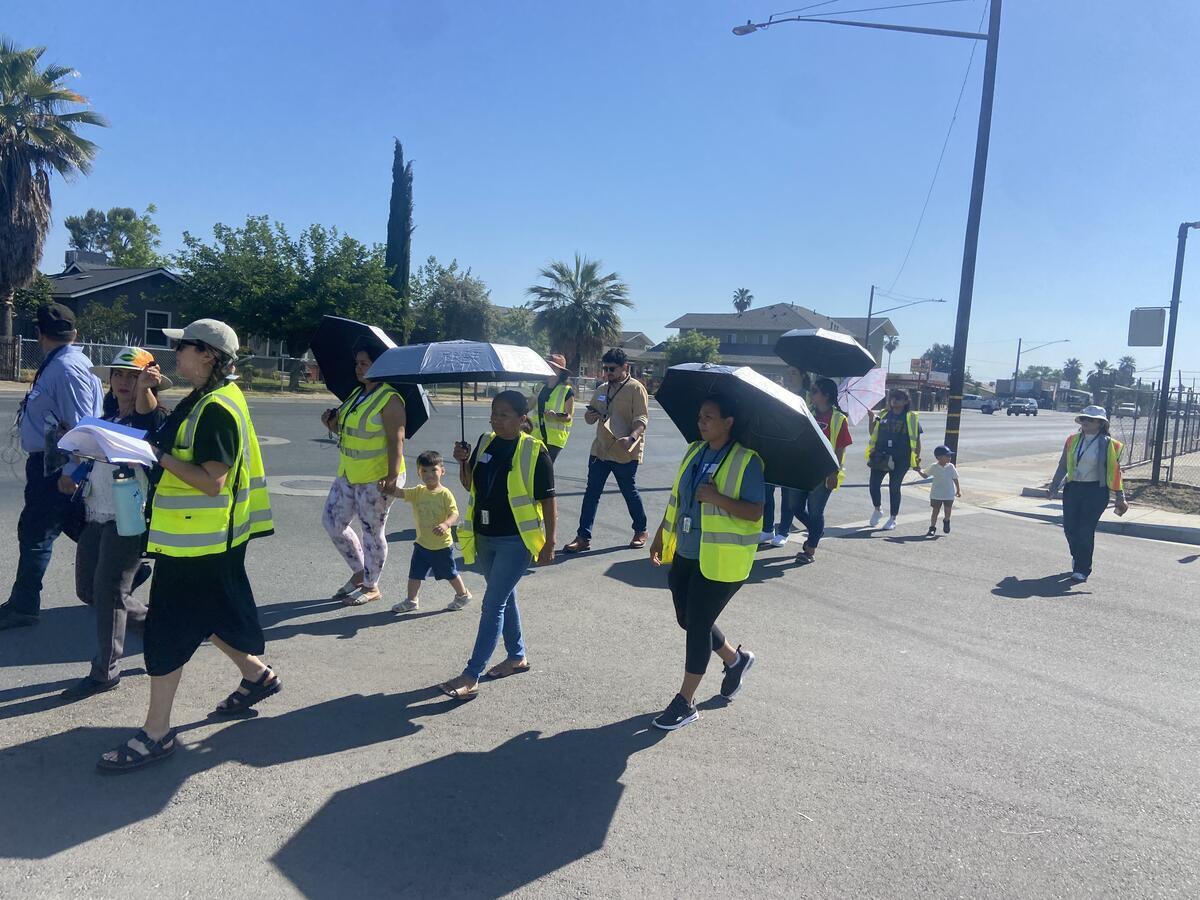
[36,303,77,337]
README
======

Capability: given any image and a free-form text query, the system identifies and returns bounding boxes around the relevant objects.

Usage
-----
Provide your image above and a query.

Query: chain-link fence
[1109,383,1200,486]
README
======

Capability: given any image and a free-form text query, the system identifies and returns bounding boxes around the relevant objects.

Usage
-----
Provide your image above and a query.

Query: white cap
[161,318,240,358]
[1075,404,1109,423]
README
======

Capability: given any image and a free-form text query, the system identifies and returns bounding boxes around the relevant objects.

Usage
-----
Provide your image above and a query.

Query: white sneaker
[769,533,789,547]
[882,517,897,531]
[1070,572,1087,582]
[758,531,773,544]
[869,509,882,526]
[392,598,419,613]
[446,593,472,611]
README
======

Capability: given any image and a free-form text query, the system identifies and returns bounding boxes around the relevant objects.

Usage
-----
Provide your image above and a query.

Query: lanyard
[687,441,730,510]
[600,377,628,417]
[1075,433,1100,464]
[479,437,515,502]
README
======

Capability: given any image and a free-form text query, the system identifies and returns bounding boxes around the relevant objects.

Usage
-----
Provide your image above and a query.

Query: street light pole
[863,284,875,359]
[1010,337,1022,399]
[1151,221,1200,484]
[943,0,1002,459]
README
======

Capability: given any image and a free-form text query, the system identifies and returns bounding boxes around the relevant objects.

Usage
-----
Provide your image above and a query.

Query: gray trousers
[74,521,148,682]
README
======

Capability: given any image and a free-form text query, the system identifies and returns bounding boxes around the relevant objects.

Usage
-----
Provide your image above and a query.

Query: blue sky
[9,0,1200,384]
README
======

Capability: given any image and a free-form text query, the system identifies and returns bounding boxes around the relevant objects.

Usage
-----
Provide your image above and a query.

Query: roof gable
[49,266,181,298]
[667,302,844,332]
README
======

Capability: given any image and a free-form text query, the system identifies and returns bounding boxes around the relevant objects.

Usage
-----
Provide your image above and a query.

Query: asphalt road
[1,395,1195,898]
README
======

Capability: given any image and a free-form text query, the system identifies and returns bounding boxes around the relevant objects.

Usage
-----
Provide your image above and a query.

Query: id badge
[481,510,491,526]
[680,516,692,534]
[596,393,607,403]
[479,452,492,464]
[887,439,894,448]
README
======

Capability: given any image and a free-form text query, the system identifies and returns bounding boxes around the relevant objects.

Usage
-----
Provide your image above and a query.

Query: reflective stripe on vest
[827,410,847,489]
[147,382,274,558]
[661,441,762,583]
[530,383,573,449]
[459,432,547,565]
[337,384,406,484]
[866,410,920,468]
[1064,433,1124,491]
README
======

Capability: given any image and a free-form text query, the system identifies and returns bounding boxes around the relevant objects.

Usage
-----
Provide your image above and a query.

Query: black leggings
[869,464,910,516]
[667,554,743,675]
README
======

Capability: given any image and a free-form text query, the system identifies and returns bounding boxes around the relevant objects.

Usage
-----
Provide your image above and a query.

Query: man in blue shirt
[0,303,103,630]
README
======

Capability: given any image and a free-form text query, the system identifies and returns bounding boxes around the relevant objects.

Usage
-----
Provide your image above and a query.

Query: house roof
[49,266,181,299]
[666,303,850,334]
[830,316,899,338]
[618,330,654,348]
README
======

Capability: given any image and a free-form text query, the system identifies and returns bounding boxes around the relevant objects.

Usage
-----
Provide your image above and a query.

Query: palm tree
[883,334,900,373]
[733,288,753,314]
[1091,359,1111,377]
[526,254,632,373]
[0,40,107,346]
[1062,357,1082,388]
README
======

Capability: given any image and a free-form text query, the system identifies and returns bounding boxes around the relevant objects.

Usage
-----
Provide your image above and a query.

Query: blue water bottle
[112,465,147,537]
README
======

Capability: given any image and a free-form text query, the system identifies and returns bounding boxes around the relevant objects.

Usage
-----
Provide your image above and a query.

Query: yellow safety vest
[148,382,274,558]
[458,432,547,566]
[822,409,848,489]
[866,410,920,469]
[1064,433,1124,491]
[337,384,406,484]
[529,382,573,449]
[661,440,763,583]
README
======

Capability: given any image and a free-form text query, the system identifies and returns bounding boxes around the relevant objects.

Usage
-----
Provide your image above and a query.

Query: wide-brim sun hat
[1075,404,1109,424]
[161,318,240,359]
[545,353,571,373]
[90,346,173,389]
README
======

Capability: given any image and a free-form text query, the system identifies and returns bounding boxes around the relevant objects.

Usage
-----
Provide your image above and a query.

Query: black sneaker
[927,526,937,536]
[720,646,756,700]
[652,693,698,731]
[60,676,120,701]
[943,519,951,533]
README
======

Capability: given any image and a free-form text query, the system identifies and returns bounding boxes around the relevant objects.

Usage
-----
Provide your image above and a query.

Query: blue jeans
[576,456,647,540]
[793,483,832,549]
[464,534,530,680]
[762,486,798,537]
[1062,482,1109,576]
[4,454,72,617]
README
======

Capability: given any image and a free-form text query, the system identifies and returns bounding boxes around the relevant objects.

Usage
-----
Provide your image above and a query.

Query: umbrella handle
[460,383,466,445]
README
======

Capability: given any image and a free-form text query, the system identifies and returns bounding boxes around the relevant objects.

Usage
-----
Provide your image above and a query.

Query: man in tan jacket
[563,348,650,552]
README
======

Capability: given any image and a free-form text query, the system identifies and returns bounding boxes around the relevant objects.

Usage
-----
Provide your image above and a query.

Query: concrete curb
[984,486,1200,546]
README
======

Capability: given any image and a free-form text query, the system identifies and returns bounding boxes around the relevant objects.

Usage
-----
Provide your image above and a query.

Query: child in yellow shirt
[391,451,472,613]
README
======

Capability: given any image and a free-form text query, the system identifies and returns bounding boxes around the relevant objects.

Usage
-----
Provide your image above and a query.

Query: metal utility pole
[1152,221,1200,483]
[943,0,1002,458]
[863,284,876,359]
[1010,337,1022,398]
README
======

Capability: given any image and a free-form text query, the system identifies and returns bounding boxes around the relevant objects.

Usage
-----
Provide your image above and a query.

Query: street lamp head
[732,21,760,36]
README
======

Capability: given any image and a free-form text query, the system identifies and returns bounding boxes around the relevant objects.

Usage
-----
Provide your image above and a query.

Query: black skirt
[143,543,265,676]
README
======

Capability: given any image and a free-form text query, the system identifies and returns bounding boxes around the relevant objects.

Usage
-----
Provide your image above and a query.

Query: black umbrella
[655,363,839,490]
[367,340,556,441]
[309,316,432,438]
[774,328,876,378]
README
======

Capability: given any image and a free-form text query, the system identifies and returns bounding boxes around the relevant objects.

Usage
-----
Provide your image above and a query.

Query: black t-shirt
[156,396,240,467]
[468,435,555,536]
[536,382,574,441]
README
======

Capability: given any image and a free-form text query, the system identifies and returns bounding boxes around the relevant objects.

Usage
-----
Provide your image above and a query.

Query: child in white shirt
[928,445,961,535]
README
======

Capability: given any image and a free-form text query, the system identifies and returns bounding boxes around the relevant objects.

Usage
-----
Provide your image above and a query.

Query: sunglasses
[602,364,621,372]
[175,339,207,352]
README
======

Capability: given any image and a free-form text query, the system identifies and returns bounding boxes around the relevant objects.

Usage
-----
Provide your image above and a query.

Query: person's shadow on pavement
[991,573,1087,600]
[0,687,459,860]
[271,715,667,898]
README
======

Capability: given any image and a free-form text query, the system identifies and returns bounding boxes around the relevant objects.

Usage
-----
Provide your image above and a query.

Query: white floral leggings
[322,476,397,588]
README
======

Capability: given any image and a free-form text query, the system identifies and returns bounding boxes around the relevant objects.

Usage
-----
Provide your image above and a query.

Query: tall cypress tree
[385,139,414,341]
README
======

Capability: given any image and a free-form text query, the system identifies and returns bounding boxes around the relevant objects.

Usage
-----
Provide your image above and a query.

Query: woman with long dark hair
[865,388,922,530]
[98,319,276,772]
[58,348,170,701]
[527,353,575,463]
[1048,405,1129,582]
[649,394,762,731]
[792,377,852,564]
[320,339,407,606]
[438,390,556,701]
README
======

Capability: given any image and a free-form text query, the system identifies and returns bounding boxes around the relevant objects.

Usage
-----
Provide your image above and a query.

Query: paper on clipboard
[58,417,158,468]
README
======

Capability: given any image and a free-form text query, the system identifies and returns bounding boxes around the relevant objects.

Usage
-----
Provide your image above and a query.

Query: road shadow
[554,486,672,499]
[0,666,146,722]
[271,715,666,898]
[603,557,668,589]
[0,604,142,669]
[0,687,458,860]
[551,544,640,563]
[991,573,1086,600]
[885,534,938,544]
[384,527,417,543]
[1180,554,1198,564]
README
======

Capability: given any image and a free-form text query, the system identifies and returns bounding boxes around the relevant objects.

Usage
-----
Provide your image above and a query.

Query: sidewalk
[912,452,1200,546]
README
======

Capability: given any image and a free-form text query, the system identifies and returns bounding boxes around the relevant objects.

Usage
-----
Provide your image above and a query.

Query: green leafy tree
[12,271,53,321]
[385,140,414,341]
[921,342,954,373]
[172,215,397,362]
[408,256,492,344]
[491,303,549,353]
[75,296,136,343]
[883,334,900,372]
[664,330,721,366]
[526,254,631,372]
[733,288,753,313]
[0,39,107,343]
[65,204,163,266]
[1062,357,1082,388]
[1020,365,1062,381]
